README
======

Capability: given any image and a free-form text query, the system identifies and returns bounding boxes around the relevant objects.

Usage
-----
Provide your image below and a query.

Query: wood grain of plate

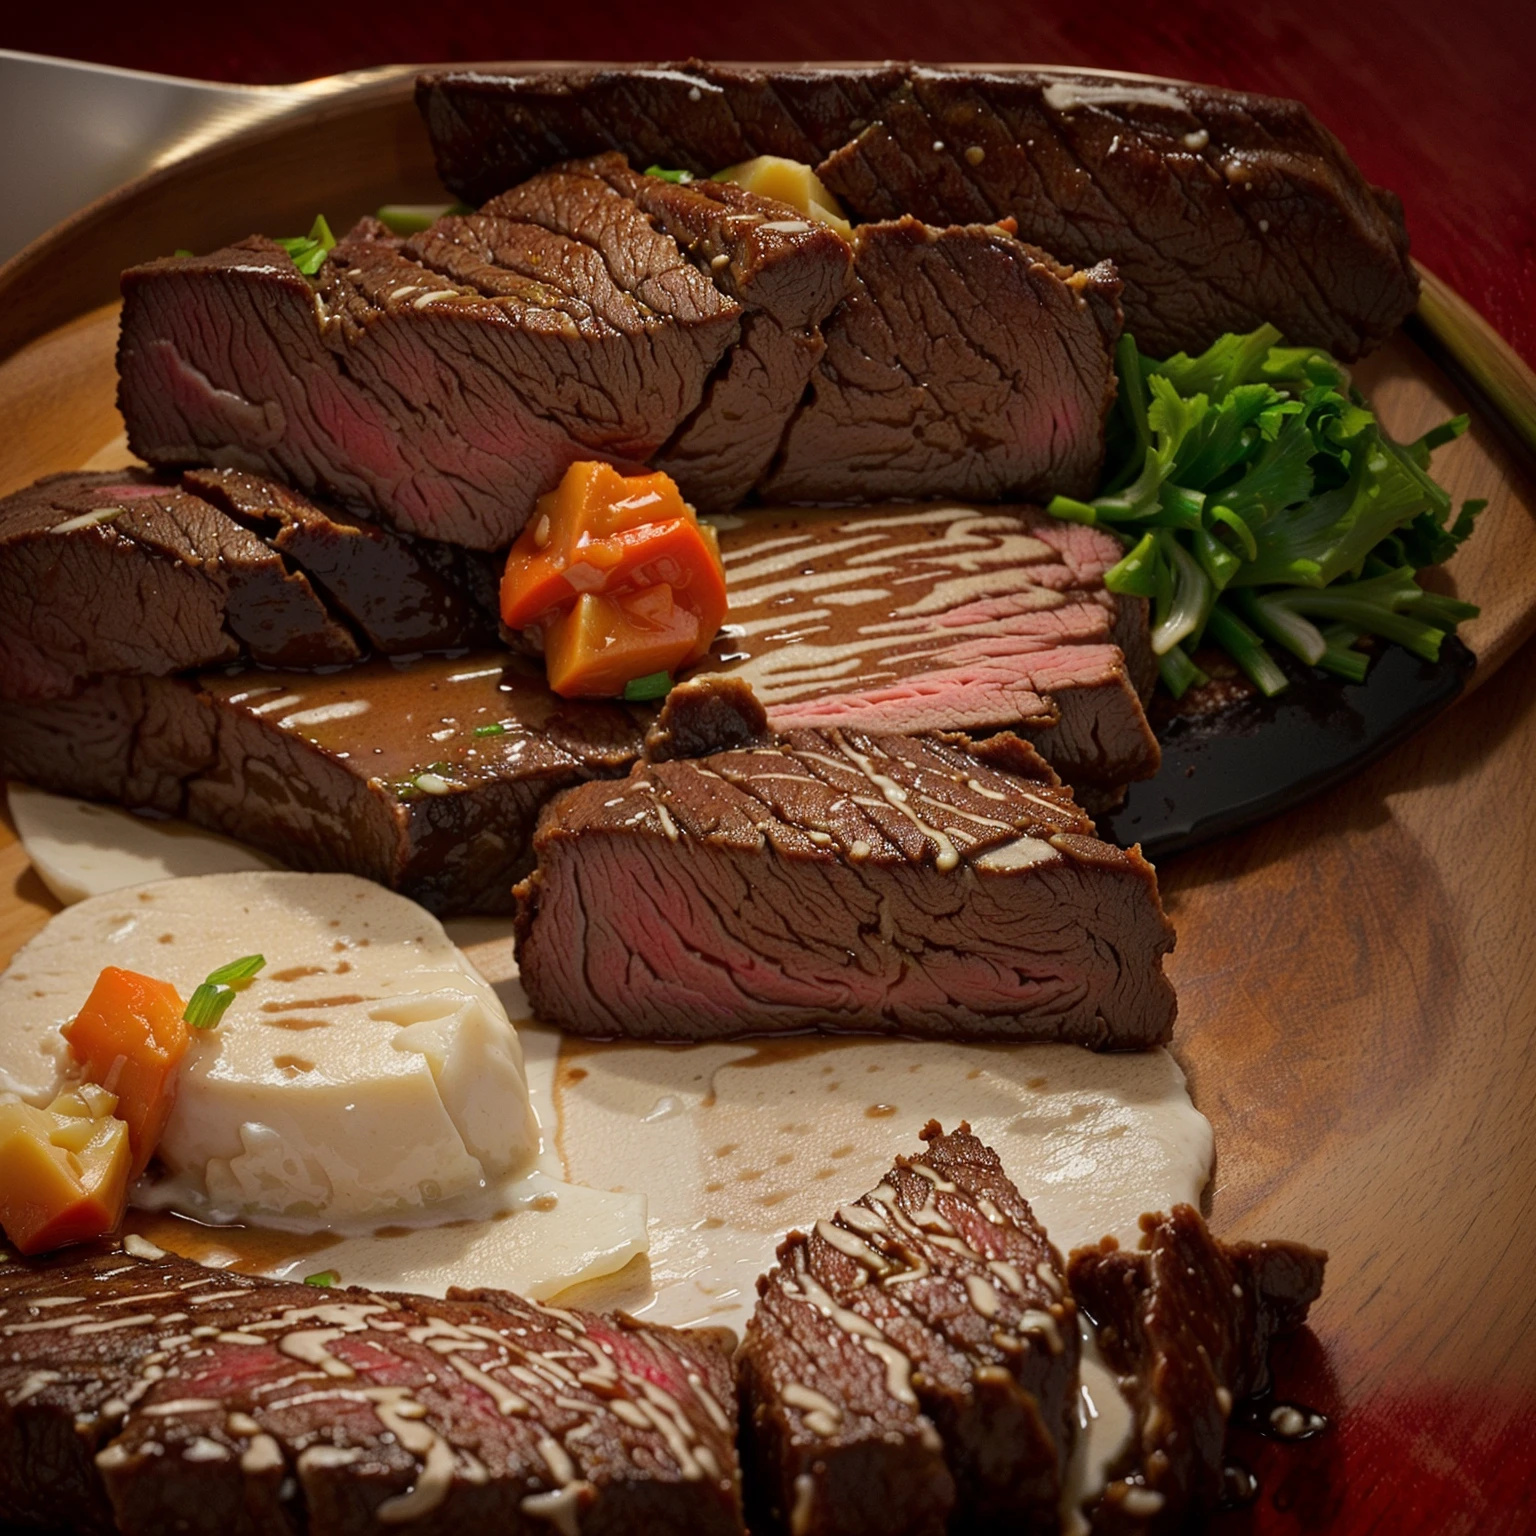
[0,74,1533,1535]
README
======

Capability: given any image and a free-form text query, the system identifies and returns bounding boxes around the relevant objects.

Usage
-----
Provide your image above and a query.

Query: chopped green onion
[1157,643,1208,699]
[305,1270,339,1288]
[645,165,695,183]
[275,214,336,277]
[173,247,194,258]
[375,202,454,234]
[473,721,508,737]
[1206,603,1289,697]
[204,954,265,986]
[184,982,236,1031]
[623,671,672,702]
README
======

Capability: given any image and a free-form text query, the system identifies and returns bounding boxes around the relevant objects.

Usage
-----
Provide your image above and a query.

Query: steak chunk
[183,468,499,655]
[0,470,358,700]
[419,62,1417,358]
[118,184,742,548]
[573,155,855,507]
[513,728,1176,1044]
[763,218,1120,506]
[0,656,642,915]
[0,1245,744,1536]
[1068,1206,1328,1532]
[694,502,1158,794]
[739,1123,1078,1535]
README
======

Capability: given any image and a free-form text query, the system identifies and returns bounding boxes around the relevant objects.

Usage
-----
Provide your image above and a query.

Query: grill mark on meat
[739,1124,1078,1534]
[513,729,1175,1044]
[419,64,1416,359]
[0,1249,744,1535]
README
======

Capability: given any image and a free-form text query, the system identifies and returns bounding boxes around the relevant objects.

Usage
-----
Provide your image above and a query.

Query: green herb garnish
[204,954,266,986]
[1046,326,1485,697]
[184,983,235,1030]
[645,165,695,184]
[473,721,509,737]
[623,671,673,702]
[275,214,337,277]
[173,248,194,258]
[375,202,454,234]
[305,1270,339,1288]
[183,954,266,1028]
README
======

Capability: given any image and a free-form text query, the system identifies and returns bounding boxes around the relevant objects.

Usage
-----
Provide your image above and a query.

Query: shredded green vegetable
[1046,327,1486,697]
[275,214,337,277]
[374,202,470,234]
[623,671,673,702]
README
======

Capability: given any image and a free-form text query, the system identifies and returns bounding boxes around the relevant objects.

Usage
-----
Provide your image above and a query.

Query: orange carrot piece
[63,967,189,1180]
[499,462,728,696]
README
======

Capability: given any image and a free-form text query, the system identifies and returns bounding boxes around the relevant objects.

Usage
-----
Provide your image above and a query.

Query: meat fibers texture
[0,1245,744,1536]
[419,61,1418,359]
[513,728,1176,1045]
[738,1123,1079,1536]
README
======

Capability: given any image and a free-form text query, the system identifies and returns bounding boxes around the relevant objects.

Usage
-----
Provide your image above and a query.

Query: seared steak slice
[739,1123,1078,1535]
[119,184,741,548]
[0,656,642,915]
[183,468,499,655]
[418,62,1417,358]
[0,470,358,700]
[763,218,1119,506]
[695,503,1158,793]
[0,1246,744,1536]
[1068,1206,1328,1532]
[513,728,1176,1044]
[577,155,856,508]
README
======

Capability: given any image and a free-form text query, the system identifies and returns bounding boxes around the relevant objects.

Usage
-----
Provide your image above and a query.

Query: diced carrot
[0,1089,132,1256]
[63,967,189,1180]
[500,462,729,697]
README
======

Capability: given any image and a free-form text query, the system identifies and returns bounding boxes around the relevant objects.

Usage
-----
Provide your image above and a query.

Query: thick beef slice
[0,656,642,915]
[763,218,1120,505]
[576,155,856,507]
[696,503,1158,792]
[0,1247,744,1536]
[513,728,1176,1044]
[418,63,1416,358]
[1068,1206,1328,1533]
[0,470,358,700]
[739,1123,1078,1535]
[118,187,741,548]
[183,467,499,654]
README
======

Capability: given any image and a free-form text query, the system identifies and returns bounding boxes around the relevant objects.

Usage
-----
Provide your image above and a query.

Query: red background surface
[3,0,1534,369]
[2,3,1533,1530]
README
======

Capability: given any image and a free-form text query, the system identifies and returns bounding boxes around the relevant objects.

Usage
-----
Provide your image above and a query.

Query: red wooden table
[1,6,1532,1532]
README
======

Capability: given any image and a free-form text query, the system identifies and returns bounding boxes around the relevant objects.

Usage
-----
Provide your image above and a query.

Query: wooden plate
[2,70,1534,1533]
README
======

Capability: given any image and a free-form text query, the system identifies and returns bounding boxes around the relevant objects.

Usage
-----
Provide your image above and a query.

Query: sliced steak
[1068,1206,1328,1532]
[0,1245,744,1536]
[694,503,1158,793]
[183,468,499,654]
[763,218,1119,505]
[418,62,1417,358]
[513,728,1176,1044]
[0,655,643,915]
[0,470,358,700]
[575,155,855,507]
[739,1122,1078,1535]
[118,187,742,548]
